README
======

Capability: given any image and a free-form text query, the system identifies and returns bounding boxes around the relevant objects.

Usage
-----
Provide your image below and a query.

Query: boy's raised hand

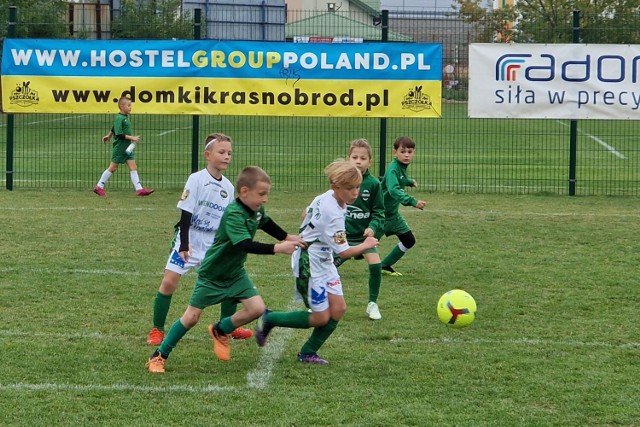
[416,200,426,210]
[275,240,301,255]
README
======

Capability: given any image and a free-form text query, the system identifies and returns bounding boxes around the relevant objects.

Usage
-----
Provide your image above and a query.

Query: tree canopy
[453,0,640,43]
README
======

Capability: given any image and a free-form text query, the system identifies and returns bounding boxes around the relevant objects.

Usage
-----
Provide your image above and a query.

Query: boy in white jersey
[255,160,378,365]
[146,133,252,345]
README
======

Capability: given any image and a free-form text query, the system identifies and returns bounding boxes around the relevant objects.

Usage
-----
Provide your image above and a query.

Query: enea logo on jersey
[495,53,640,83]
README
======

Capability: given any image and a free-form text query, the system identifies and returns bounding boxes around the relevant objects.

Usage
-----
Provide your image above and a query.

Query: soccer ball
[437,289,477,328]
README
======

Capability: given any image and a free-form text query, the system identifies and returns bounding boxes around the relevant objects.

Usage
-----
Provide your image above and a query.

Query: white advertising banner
[469,43,640,120]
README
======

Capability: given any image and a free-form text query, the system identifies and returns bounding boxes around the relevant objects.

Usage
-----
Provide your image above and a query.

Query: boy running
[146,133,252,347]
[380,136,426,276]
[146,166,305,373]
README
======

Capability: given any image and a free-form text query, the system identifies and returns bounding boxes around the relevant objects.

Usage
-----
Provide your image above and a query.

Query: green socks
[368,263,382,302]
[382,245,406,269]
[267,310,310,328]
[157,319,189,357]
[152,292,172,331]
[300,318,339,355]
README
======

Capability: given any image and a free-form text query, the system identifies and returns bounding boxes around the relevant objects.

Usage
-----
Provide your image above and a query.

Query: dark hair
[393,136,416,150]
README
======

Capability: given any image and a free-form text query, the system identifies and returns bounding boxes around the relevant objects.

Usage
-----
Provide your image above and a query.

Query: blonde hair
[118,96,131,108]
[325,159,362,188]
[204,132,232,150]
[348,138,372,159]
[236,166,271,191]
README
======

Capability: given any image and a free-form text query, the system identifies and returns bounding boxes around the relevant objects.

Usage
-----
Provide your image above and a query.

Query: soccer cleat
[136,188,155,197]
[254,309,273,347]
[230,327,253,340]
[93,186,106,197]
[146,354,167,373]
[297,352,328,365]
[146,328,164,345]
[366,302,382,320]
[381,266,403,276]
[208,324,231,361]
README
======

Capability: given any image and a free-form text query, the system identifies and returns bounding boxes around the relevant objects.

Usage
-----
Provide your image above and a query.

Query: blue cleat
[255,309,273,347]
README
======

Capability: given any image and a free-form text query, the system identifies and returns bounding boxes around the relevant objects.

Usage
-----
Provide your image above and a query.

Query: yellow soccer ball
[437,289,477,328]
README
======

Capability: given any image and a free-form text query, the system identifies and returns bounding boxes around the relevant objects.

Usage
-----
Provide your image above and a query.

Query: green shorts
[189,273,259,309]
[111,143,135,164]
[384,215,411,237]
[346,237,379,256]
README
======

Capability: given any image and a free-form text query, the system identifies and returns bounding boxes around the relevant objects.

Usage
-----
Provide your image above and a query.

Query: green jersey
[197,199,270,284]
[381,158,417,219]
[112,113,131,148]
[345,169,385,241]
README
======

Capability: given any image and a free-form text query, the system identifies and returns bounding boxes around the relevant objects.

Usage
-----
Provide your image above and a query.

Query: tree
[0,0,68,39]
[111,0,193,40]
[453,0,640,44]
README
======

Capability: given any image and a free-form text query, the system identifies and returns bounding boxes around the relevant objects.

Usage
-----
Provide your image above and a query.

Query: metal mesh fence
[2,5,640,195]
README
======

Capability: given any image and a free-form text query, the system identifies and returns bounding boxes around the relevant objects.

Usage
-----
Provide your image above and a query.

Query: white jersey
[166,169,234,273]
[293,189,349,280]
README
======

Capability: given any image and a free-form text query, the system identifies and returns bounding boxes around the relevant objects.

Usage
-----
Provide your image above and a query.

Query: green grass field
[1,189,639,426]
[2,103,640,195]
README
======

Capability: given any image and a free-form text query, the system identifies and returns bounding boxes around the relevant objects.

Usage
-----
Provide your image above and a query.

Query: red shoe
[93,186,106,197]
[208,324,230,361]
[136,188,154,197]
[146,328,164,345]
[230,327,253,340]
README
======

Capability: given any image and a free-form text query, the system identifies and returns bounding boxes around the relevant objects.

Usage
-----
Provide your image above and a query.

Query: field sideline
[1,189,639,426]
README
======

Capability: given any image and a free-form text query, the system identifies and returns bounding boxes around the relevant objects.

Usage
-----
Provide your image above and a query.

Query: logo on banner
[401,85,432,112]
[9,81,39,107]
[496,54,531,81]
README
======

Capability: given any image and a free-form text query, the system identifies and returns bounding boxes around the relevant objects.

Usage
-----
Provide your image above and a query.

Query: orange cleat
[230,327,253,340]
[208,324,230,361]
[146,354,167,373]
[146,328,164,345]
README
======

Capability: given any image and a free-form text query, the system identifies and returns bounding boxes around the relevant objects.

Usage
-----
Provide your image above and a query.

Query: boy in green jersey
[93,96,154,197]
[334,139,386,320]
[380,136,426,276]
[146,166,306,374]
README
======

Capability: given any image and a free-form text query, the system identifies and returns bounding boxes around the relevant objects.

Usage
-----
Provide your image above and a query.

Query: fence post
[5,6,17,191]
[191,8,202,173]
[378,9,389,178]
[568,11,580,196]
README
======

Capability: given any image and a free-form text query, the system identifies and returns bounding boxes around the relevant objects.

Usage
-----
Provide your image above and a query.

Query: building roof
[285,12,412,41]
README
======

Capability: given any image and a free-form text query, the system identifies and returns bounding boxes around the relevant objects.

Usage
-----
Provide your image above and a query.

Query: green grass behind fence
[1,103,640,194]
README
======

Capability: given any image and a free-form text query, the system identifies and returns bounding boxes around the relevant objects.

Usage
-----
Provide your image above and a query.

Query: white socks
[130,171,143,191]
[97,170,112,188]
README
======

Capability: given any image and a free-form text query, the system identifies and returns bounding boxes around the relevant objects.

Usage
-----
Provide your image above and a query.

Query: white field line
[0,266,291,279]
[0,267,162,276]
[157,127,191,136]
[387,337,640,350]
[3,205,640,219]
[246,299,302,390]
[556,120,626,159]
[0,115,90,127]
[0,382,235,394]
[2,328,637,350]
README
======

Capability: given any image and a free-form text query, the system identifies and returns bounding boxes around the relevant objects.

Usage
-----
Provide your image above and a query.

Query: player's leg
[381,217,415,276]
[363,251,382,320]
[147,269,182,345]
[147,305,202,373]
[126,159,154,196]
[208,275,258,361]
[298,291,346,365]
[93,162,118,196]
[220,300,254,340]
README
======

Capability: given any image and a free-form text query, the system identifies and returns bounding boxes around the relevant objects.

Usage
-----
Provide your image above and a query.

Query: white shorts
[294,274,344,312]
[164,247,205,276]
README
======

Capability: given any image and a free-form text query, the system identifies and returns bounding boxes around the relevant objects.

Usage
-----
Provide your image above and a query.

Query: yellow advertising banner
[2,39,442,117]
